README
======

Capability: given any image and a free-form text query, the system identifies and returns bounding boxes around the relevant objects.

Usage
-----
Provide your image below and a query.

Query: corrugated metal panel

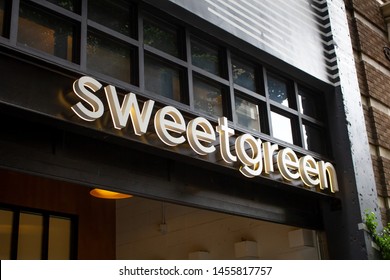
[169,0,338,84]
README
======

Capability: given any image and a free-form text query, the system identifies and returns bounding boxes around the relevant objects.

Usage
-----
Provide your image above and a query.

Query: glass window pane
[144,18,179,57]
[18,212,43,260]
[0,0,5,37]
[303,123,325,154]
[48,216,71,260]
[193,77,223,117]
[298,88,322,119]
[87,31,133,83]
[88,0,134,37]
[191,38,220,76]
[268,74,289,107]
[232,58,256,92]
[145,55,182,102]
[0,209,13,260]
[235,95,260,132]
[18,2,76,62]
[46,0,80,13]
[271,111,293,144]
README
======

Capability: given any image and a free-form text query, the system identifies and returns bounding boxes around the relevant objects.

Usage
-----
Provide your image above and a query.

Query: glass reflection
[303,123,325,154]
[18,213,43,260]
[271,111,293,144]
[0,210,13,260]
[298,88,322,119]
[144,19,179,57]
[87,31,133,83]
[232,58,256,92]
[88,0,133,36]
[145,55,182,102]
[268,75,289,107]
[18,3,75,61]
[48,216,71,260]
[193,77,223,117]
[191,38,220,76]
[235,95,260,132]
[46,0,79,13]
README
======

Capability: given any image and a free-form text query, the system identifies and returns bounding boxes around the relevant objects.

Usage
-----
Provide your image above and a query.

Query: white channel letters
[71,76,339,193]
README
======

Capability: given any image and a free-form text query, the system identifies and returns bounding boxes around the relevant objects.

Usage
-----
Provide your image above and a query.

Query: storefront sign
[71,76,339,193]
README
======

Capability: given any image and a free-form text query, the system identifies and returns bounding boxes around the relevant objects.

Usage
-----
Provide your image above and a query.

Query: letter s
[71,76,104,121]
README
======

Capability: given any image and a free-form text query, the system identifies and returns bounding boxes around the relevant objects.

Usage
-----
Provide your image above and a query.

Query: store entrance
[0,168,324,260]
[117,197,323,259]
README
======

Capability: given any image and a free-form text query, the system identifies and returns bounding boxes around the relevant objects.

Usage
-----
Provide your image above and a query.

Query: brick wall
[346,0,390,224]
[371,107,390,150]
[349,0,386,30]
[363,62,390,107]
[354,18,388,65]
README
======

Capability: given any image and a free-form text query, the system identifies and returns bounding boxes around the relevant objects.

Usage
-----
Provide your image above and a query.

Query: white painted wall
[116,197,320,260]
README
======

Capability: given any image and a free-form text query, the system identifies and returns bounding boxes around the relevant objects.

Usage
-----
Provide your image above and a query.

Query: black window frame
[0,0,331,158]
[0,203,78,260]
[17,0,81,63]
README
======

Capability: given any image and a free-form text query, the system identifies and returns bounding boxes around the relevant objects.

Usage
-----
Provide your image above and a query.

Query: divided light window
[191,36,222,77]
[298,86,327,154]
[18,1,78,62]
[144,16,182,58]
[46,0,81,13]
[270,108,296,145]
[144,54,184,102]
[267,73,294,108]
[87,30,136,84]
[0,206,77,260]
[143,15,187,103]
[88,0,136,38]
[232,56,258,93]
[87,0,137,85]
[193,76,225,117]
[3,1,330,156]
[266,72,297,145]
[234,94,262,133]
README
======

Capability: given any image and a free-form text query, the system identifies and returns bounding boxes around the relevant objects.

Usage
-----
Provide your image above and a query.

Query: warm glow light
[90,188,132,199]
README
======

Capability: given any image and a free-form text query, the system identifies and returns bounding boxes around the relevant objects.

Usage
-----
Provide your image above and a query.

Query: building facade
[345,0,390,226]
[0,0,386,259]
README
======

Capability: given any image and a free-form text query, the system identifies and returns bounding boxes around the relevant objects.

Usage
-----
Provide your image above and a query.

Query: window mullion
[79,0,87,71]
[8,0,19,45]
[186,30,194,110]
[294,82,305,148]
[41,215,50,260]
[263,68,273,137]
[226,49,235,122]
[10,210,20,260]
[138,7,145,92]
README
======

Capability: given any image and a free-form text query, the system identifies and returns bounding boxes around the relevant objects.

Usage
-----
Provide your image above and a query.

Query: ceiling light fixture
[90,188,132,199]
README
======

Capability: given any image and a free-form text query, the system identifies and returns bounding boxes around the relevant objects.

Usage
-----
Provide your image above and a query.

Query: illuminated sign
[71,76,339,193]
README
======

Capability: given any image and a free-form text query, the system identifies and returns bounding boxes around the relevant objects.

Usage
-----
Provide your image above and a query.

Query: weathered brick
[381,156,390,196]
[371,155,386,196]
[355,19,389,67]
[363,106,376,145]
[363,62,390,107]
[370,107,390,150]
[357,61,369,96]
[350,0,386,31]
[347,0,390,226]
